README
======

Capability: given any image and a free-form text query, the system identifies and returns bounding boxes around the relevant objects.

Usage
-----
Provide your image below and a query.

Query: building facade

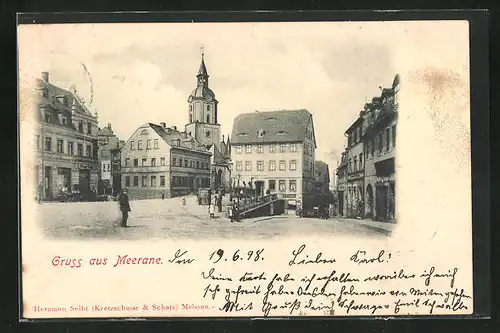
[362,75,399,221]
[33,72,99,201]
[314,161,330,194]
[97,123,124,196]
[120,122,212,200]
[344,116,365,218]
[230,109,316,209]
[185,52,231,192]
[335,152,348,217]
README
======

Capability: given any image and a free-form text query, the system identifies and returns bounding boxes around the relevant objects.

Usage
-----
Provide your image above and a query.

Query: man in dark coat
[119,188,131,227]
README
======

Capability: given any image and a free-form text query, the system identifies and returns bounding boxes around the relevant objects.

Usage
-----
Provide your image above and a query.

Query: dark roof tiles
[230,109,314,145]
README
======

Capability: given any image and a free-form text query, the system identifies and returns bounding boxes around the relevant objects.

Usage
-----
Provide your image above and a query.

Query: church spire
[197,46,209,84]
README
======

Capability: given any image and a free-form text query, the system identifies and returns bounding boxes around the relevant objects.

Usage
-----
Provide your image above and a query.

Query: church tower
[185,49,221,150]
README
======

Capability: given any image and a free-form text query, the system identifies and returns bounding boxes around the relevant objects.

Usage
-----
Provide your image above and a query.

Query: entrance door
[44,166,52,199]
[215,169,222,190]
[338,191,344,216]
[366,184,374,219]
[255,181,264,197]
[79,169,91,199]
[375,185,388,220]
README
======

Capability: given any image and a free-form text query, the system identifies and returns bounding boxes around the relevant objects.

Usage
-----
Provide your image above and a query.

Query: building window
[359,153,363,169]
[245,145,252,154]
[154,139,159,149]
[269,160,276,171]
[151,176,157,187]
[142,158,147,166]
[257,160,264,171]
[279,180,286,192]
[392,125,397,147]
[160,176,165,186]
[378,133,383,153]
[184,159,188,167]
[138,140,143,150]
[44,137,52,151]
[133,176,139,187]
[236,161,242,171]
[196,161,200,169]
[147,139,152,150]
[206,114,210,123]
[67,142,73,155]
[257,145,263,153]
[125,176,130,187]
[86,145,92,157]
[133,158,138,167]
[76,143,83,156]
[348,159,352,173]
[102,164,106,172]
[236,145,242,154]
[125,158,130,167]
[385,128,390,151]
[78,121,83,132]
[130,141,135,150]
[269,180,276,191]
[206,130,211,138]
[289,160,297,171]
[290,143,297,152]
[257,129,265,138]
[280,144,286,153]
[172,157,176,166]
[87,122,92,134]
[269,144,276,153]
[151,158,156,167]
[279,160,286,171]
[161,157,166,166]
[57,140,64,153]
[353,156,357,171]
[289,180,297,192]
[245,161,252,171]
[142,176,148,187]
[179,158,183,167]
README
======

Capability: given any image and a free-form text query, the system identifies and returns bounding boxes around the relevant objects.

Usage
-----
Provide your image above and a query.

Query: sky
[18,21,469,176]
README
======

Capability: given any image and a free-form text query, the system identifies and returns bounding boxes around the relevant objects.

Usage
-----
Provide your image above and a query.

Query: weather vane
[200,45,205,58]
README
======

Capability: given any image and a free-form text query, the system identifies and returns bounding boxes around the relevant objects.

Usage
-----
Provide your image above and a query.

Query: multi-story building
[120,122,212,200]
[230,109,316,210]
[335,152,348,217]
[33,71,99,200]
[185,51,231,191]
[314,161,330,194]
[362,74,399,221]
[344,115,365,218]
[97,123,124,196]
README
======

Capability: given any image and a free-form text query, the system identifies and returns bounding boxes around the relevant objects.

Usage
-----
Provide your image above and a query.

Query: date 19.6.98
[209,249,264,264]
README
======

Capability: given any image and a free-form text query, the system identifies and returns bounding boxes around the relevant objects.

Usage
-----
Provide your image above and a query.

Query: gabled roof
[149,123,211,154]
[35,78,94,117]
[230,109,314,145]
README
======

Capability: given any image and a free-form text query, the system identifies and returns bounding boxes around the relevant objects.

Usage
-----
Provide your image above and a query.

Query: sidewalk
[340,218,396,235]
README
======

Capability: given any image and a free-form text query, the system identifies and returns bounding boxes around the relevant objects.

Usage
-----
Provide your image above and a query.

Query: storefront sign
[283,194,297,198]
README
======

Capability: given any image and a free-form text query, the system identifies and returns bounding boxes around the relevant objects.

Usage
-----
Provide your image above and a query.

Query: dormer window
[276,130,287,135]
[141,129,148,135]
[266,117,277,121]
[237,132,248,137]
[257,129,266,138]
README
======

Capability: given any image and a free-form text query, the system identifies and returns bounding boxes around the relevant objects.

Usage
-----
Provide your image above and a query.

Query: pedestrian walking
[161,192,165,200]
[37,183,43,204]
[118,188,131,227]
[217,191,223,213]
[209,194,216,218]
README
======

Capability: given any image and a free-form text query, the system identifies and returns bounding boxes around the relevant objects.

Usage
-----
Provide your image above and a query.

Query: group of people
[208,190,223,218]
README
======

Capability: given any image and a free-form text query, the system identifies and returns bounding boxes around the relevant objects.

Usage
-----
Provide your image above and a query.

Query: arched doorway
[366,184,374,219]
[215,169,222,190]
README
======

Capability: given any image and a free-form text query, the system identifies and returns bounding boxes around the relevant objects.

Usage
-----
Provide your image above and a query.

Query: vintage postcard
[18,19,474,318]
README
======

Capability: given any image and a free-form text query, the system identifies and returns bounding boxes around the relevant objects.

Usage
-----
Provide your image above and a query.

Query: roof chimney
[222,134,225,142]
[107,123,112,129]
[160,122,166,128]
[171,126,177,131]
[41,71,49,83]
